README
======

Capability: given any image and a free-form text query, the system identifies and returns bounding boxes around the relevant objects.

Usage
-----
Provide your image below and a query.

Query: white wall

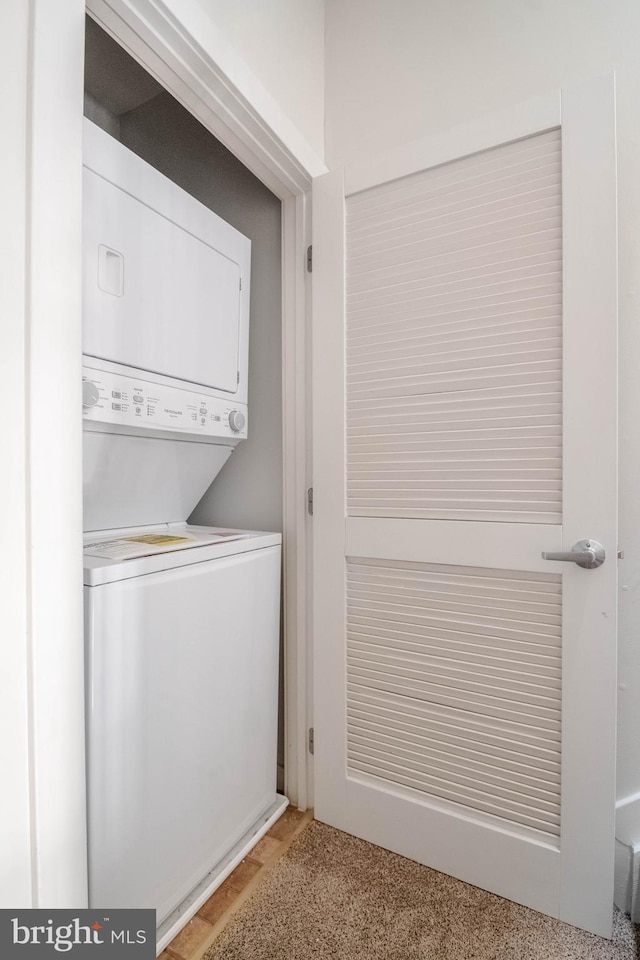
[0,0,88,908]
[139,0,325,177]
[0,0,33,907]
[324,0,640,814]
[193,0,325,163]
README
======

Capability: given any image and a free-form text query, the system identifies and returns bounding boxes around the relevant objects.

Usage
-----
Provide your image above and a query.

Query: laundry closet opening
[84,15,284,770]
[82,13,286,939]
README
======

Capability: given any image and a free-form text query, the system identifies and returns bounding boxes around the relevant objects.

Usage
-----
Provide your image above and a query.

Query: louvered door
[346,129,562,526]
[313,77,617,936]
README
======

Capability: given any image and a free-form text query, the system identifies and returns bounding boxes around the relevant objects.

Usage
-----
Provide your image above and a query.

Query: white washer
[84,525,283,925]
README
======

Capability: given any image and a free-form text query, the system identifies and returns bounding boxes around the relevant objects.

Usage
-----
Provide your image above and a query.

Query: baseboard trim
[156,795,289,955]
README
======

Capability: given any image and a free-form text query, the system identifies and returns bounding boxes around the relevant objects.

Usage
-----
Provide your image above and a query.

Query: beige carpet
[204,820,638,960]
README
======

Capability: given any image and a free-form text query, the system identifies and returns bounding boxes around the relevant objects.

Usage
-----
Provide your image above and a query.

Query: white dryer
[82,118,250,401]
[82,117,253,533]
[81,119,286,941]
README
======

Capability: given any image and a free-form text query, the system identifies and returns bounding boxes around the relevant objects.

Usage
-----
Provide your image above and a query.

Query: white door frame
[85,1,320,813]
[89,0,321,809]
[3,0,320,908]
[85,0,320,812]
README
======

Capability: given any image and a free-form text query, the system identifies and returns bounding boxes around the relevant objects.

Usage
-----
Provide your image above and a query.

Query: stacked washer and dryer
[81,120,286,947]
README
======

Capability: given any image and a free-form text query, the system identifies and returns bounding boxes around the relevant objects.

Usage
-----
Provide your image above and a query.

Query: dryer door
[83,166,243,393]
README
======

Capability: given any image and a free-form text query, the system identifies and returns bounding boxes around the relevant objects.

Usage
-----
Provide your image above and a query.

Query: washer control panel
[82,366,248,439]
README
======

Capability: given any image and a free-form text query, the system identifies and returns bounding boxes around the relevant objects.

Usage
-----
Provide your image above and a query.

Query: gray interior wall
[119,93,283,535]
[83,91,120,139]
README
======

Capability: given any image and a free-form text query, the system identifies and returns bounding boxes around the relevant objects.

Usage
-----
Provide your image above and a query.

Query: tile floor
[159,806,311,960]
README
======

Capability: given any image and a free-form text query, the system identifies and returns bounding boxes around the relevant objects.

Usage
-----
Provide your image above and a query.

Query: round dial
[228,410,246,433]
[82,380,100,408]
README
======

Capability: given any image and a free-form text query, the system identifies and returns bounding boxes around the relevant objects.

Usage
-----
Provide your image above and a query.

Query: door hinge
[308,727,314,755]
[237,371,240,384]
[306,244,313,273]
[239,276,242,290]
[307,487,313,515]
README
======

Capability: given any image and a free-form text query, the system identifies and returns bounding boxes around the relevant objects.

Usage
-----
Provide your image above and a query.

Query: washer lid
[83,524,282,586]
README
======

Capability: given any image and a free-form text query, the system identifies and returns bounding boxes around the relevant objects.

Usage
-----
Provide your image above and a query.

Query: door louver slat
[346,129,562,523]
[346,558,562,839]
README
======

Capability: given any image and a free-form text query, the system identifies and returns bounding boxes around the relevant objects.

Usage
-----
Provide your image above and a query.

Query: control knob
[82,380,100,409]
[228,410,246,433]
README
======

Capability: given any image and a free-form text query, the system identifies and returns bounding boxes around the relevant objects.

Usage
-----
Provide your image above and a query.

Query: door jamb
[86,0,317,812]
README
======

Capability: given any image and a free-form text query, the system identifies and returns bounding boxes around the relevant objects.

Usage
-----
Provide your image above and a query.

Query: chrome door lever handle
[541,539,605,569]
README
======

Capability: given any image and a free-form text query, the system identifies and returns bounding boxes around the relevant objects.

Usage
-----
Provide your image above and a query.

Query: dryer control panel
[82,366,248,440]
